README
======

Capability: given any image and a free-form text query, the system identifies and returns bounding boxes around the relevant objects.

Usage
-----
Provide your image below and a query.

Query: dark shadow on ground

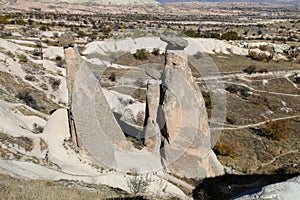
[193,173,299,200]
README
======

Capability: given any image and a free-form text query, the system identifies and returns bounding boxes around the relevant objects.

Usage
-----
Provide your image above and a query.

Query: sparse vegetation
[15,18,25,25]
[221,31,240,41]
[127,169,151,196]
[77,30,86,37]
[49,77,61,90]
[152,48,160,56]
[134,49,147,60]
[184,30,220,38]
[0,15,9,24]
[249,51,270,62]
[213,141,236,157]
[39,138,48,152]
[0,174,130,200]
[243,65,256,74]
[18,54,28,63]
[260,120,289,140]
[0,132,34,152]
[225,85,250,98]
[16,91,39,110]
[32,123,44,134]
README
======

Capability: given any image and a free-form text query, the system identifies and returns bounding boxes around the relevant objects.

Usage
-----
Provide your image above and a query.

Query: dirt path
[261,150,300,167]
[213,115,300,130]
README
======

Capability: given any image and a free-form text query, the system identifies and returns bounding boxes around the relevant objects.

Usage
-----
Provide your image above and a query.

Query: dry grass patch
[15,105,47,120]
[0,174,131,200]
[0,132,34,152]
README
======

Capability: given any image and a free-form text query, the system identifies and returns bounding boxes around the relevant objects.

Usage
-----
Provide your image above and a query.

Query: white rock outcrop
[234,176,300,200]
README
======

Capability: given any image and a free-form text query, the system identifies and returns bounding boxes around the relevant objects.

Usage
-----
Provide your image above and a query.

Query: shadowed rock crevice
[158,84,169,144]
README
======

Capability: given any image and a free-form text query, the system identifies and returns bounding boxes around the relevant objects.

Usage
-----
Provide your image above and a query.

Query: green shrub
[134,49,147,60]
[221,31,240,40]
[18,54,28,63]
[249,51,257,60]
[184,30,201,38]
[55,55,62,61]
[249,51,270,62]
[152,48,160,56]
[225,85,250,98]
[77,30,86,37]
[0,15,9,24]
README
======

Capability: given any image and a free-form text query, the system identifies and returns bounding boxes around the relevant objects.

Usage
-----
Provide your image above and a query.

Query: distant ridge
[60,0,159,4]
[157,0,300,4]
[0,0,159,5]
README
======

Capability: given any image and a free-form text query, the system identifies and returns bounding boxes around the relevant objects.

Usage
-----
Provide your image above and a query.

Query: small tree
[127,169,151,197]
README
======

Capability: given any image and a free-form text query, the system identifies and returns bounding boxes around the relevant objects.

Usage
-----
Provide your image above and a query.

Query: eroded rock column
[143,79,162,152]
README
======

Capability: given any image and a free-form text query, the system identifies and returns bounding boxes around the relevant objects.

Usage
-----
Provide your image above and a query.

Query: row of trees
[184,30,240,40]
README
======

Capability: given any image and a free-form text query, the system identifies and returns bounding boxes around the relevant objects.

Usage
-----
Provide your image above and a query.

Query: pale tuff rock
[234,176,300,200]
[146,49,224,179]
[160,35,188,50]
[66,43,223,179]
[143,79,162,152]
[66,48,134,168]
[43,109,69,139]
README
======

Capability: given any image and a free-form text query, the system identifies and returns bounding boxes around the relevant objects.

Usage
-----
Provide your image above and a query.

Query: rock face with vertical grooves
[67,47,133,168]
[66,43,223,179]
[143,79,162,152]
[148,49,224,179]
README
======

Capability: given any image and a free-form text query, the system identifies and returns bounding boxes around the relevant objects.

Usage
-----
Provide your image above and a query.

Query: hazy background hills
[157,0,300,4]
